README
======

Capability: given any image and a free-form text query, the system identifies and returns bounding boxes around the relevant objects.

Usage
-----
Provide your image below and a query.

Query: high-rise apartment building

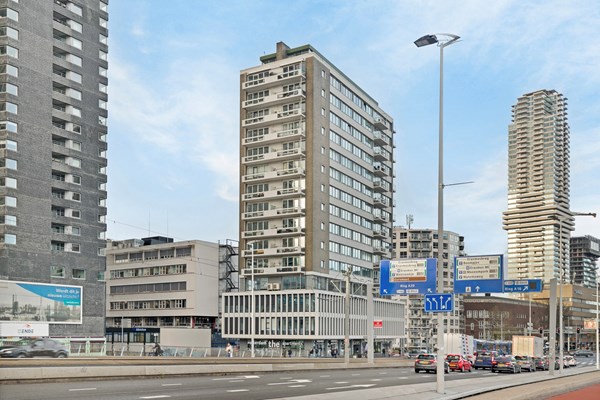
[239,42,394,293]
[222,42,402,355]
[391,226,465,352]
[569,235,600,288]
[0,1,109,336]
[503,90,572,283]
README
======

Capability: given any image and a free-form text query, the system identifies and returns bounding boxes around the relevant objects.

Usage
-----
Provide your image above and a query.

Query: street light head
[414,34,438,47]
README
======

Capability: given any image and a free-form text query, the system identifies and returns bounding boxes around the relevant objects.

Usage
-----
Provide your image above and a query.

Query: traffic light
[539,328,543,335]
[577,327,581,334]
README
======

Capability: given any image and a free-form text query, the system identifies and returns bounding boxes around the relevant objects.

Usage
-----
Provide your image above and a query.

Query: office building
[392,226,465,353]
[503,90,572,283]
[222,42,403,355]
[569,235,600,289]
[0,1,109,336]
[105,237,220,349]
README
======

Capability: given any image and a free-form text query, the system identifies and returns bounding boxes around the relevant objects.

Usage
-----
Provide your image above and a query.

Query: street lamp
[414,32,460,395]
[247,241,258,358]
[549,212,596,373]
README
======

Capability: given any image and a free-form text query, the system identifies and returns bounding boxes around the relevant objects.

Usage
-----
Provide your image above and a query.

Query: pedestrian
[382,348,386,357]
[152,343,162,357]
[288,348,292,358]
[226,343,232,358]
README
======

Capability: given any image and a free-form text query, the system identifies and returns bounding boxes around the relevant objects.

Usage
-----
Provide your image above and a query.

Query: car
[491,355,522,373]
[564,355,576,367]
[0,338,69,358]
[473,353,495,370]
[446,354,472,372]
[514,355,536,372]
[533,356,549,371]
[572,350,594,358]
[414,353,450,374]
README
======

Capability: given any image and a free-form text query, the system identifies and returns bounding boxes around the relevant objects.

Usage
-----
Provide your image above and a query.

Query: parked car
[533,356,549,371]
[564,355,576,367]
[446,354,472,372]
[0,338,69,358]
[514,355,536,372]
[572,350,594,358]
[491,355,522,374]
[473,353,495,370]
[414,353,450,374]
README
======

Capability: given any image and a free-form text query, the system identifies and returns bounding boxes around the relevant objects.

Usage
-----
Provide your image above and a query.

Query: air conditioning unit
[267,283,281,291]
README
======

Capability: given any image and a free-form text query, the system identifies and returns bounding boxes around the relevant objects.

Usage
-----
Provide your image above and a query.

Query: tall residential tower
[503,90,572,283]
[0,1,108,336]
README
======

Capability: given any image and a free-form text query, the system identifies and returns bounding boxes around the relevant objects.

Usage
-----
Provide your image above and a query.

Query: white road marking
[398,377,408,380]
[370,379,382,381]
[319,375,330,378]
[212,375,260,381]
[269,379,312,386]
[351,373,360,376]
[229,380,245,383]
[326,384,376,390]
[69,388,97,391]
[227,389,249,393]
[288,385,306,388]
[161,384,182,387]
[378,372,388,375]
[334,381,349,384]
[139,396,171,399]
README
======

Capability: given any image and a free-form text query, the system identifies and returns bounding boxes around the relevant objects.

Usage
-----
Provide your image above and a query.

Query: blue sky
[106,0,600,256]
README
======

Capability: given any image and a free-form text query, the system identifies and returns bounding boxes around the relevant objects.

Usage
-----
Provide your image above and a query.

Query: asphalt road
[0,365,497,400]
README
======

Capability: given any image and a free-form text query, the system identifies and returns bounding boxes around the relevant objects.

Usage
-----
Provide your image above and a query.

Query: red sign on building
[374,320,383,329]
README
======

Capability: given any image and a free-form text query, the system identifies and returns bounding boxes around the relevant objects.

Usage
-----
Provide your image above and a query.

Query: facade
[226,42,401,354]
[463,296,547,341]
[0,1,109,336]
[391,226,466,352]
[503,90,572,284]
[569,235,600,289]
[105,237,220,348]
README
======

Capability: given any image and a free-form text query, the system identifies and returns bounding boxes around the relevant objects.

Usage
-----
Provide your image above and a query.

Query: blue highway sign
[379,258,436,295]
[424,293,454,313]
[453,255,504,294]
[503,279,543,293]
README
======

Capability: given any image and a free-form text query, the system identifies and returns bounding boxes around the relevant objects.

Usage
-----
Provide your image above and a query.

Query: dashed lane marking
[226,389,249,393]
[69,388,97,391]
[161,384,182,387]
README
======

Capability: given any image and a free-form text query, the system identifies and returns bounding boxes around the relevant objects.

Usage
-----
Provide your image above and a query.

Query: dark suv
[0,338,69,358]
[572,350,594,358]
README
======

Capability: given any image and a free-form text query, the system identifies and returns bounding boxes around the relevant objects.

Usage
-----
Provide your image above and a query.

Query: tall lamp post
[414,33,460,395]
[248,241,257,358]
[549,212,596,372]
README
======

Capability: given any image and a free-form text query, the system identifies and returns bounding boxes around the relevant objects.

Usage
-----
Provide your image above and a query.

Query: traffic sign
[379,258,436,295]
[453,255,504,294]
[503,279,543,293]
[424,293,453,313]
[373,320,383,329]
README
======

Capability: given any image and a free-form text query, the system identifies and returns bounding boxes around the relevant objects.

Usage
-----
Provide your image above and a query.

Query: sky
[106,0,600,256]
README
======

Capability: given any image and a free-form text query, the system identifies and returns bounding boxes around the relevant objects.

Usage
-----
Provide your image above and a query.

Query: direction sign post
[453,255,504,294]
[503,279,543,293]
[379,259,437,296]
[424,293,454,313]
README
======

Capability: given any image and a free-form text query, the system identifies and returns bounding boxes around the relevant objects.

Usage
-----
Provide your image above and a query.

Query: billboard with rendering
[0,280,82,324]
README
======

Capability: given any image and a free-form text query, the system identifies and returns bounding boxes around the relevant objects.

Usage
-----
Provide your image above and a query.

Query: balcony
[373,163,390,177]
[244,127,305,146]
[242,167,305,183]
[374,117,389,131]
[373,212,389,223]
[242,186,305,201]
[373,229,386,238]
[242,108,305,128]
[373,178,391,192]
[242,206,305,220]
[242,226,304,239]
[373,146,390,161]
[242,145,305,165]
[373,246,389,255]
[373,195,390,208]
[243,67,305,90]
[373,130,391,146]
[243,89,306,111]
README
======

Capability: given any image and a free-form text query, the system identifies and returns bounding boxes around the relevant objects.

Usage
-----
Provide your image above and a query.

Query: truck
[511,335,543,357]
[443,333,474,356]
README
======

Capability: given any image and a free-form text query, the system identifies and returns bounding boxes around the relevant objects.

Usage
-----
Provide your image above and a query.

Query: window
[99,17,107,28]
[0,215,16,226]
[99,82,107,93]
[70,243,80,253]
[69,20,82,32]
[51,241,65,251]
[51,266,65,278]
[97,271,105,281]
[0,45,18,58]
[72,269,86,280]
[99,66,107,77]
[1,234,16,245]
[67,2,82,16]
[0,83,18,96]
[0,26,18,40]
[71,175,81,184]
[0,139,17,151]
[0,8,18,21]
[71,226,81,235]
[0,196,16,207]
[71,192,81,201]
[0,177,17,188]
[70,210,80,219]
[99,33,107,45]
[99,50,107,61]
[99,1,108,13]
[0,64,18,77]
[99,99,107,110]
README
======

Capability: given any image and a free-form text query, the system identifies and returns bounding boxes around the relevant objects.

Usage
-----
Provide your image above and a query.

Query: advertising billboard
[0,280,82,324]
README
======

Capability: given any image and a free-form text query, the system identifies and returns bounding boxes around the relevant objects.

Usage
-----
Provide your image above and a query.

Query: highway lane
[0,366,494,400]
